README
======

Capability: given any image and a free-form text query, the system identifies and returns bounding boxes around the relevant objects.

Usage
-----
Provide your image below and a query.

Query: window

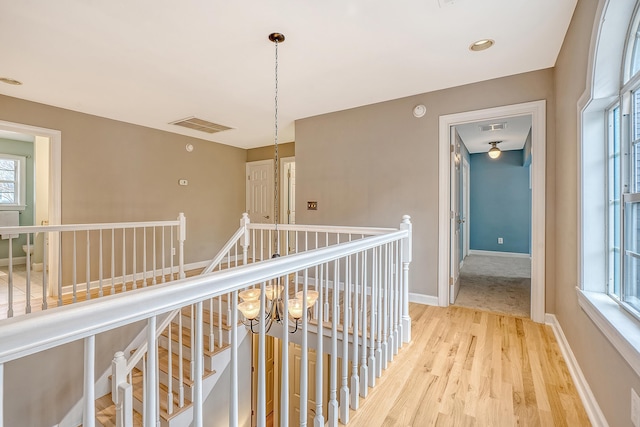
[0,154,26,210]
[607,8,640,317]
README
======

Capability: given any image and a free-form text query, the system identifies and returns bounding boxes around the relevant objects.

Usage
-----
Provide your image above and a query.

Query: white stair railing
[0,214,412,427]
[0,213,186,320]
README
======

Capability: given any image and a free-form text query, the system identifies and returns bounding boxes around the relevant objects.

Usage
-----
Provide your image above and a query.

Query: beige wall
[0,94,246,264]
[296,69,556,303]
[246,141,295,162]
[554,1,640,425]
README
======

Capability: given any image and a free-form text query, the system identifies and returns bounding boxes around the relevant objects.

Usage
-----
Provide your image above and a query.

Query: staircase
[92,294,243,427]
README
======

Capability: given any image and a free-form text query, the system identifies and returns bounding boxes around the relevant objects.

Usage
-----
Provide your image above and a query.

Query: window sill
[577,288,640,377]
[0,205,25,211]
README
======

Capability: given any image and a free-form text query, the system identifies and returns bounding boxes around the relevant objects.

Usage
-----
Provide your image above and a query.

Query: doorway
[0,120,61,297]
[450,116,533,318]
[438,101,546,323]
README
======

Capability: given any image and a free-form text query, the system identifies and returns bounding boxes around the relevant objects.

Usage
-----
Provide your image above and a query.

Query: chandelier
[237,284,319,333]
[237,32,319,332]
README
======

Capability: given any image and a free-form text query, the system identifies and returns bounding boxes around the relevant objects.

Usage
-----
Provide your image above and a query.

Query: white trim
[438,100,546,323]
[0,120,61,296]
[577,289,640,379]
[468,249,531,259]
[0,256,26,266]
[408,293,439,306]
[545,311,609,427]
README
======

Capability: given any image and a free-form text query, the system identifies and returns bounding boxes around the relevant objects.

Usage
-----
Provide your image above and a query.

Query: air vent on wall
[480,123,507,132]
[170,117,233,134]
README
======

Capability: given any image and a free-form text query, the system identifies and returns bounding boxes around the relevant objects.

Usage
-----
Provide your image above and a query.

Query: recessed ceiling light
[0,77,22,85]
[469,39,494,52]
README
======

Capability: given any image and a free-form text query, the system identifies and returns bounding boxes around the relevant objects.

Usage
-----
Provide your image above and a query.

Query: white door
[246,160,274,223]
[450,128,461,303]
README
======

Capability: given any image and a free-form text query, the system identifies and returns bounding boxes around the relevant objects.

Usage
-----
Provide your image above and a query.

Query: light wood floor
[346,304,590,427]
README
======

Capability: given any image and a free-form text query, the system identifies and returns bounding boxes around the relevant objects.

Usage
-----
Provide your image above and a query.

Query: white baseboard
[468,249,531,258]
[0,256,26,266]
[409,293,439,306]
[545,313,608,427]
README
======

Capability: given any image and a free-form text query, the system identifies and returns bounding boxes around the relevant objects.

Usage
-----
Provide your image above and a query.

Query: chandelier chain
[273,38,280,255]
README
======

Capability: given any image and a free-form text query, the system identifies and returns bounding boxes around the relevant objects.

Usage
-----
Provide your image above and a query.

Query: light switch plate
[307,201,318,210]
[179,179,188,186]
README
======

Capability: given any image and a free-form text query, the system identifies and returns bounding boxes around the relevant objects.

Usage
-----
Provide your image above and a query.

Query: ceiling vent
[170,117,233,134]
[480,123,507,132]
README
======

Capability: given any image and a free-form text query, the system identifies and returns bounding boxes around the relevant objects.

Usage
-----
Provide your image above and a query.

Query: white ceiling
[455,115,532,154]
[0,0,577,149]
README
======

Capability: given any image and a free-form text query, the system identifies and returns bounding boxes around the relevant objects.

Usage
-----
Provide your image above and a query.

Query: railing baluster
[257,282,267,427]
[111,229,116,295]
[328,259,339,426]
[376,247,383,378]
[360,250,368,398]
[0,362,4,427]
[394,240,400,354]
[170,226,174,280]
[121,229,126,291]
[300,269,309,426]
[178,213,186,279]
[58,232,63,306]
[388,243,395,363]
[382,244,389,370]
[178,308,185,408]
[7,236,13,318]
[72,231,77,303]
[132,228,137,290]
[25,235,31,313]
[314,267,325,427]
[161,226,166,283]
[190,305,195,383]
[209,298,214,353]
[280,274,289,427]
[152,227,157,286]
[85,230,90,300]
[146,316,158,427]
[99,230,103,298]
[218,296,223,348]
[82,335,95,427]
[369,247,376,387]
[351,252,360,409]
[193,301,204,427]
[230,290,239,426]
[167,317,174,415]
[42,232,48,310]
[340,255,350,424]
[143,227,147,287]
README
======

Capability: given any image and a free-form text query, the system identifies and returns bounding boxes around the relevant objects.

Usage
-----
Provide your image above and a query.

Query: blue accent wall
[469,149,531,254]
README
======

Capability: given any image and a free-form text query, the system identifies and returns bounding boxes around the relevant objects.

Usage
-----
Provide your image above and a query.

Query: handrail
[201,226,245,275]
[0,219,181,235]
[247,222,396,235]
[0,229,408,363]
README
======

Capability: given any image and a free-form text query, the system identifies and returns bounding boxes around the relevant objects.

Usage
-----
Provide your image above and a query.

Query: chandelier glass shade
[237,281,319,333]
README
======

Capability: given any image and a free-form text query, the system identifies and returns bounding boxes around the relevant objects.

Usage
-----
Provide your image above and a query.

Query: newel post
[400,215,412,343]
[178,213,186,279]
[112,351,131,427]
[241,212,250,265]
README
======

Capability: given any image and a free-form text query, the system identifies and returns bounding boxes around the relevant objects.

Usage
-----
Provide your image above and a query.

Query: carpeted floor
[454,254,531,318]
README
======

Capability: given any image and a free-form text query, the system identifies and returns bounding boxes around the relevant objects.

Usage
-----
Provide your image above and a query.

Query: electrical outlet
[632,388,640,427]
[498,237,503,244]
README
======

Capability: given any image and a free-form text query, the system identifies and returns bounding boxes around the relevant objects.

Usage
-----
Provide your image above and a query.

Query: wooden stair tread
[131,368,193,421]
[161,323,232,357]
[158,346,216,386]
[95,393,143,427]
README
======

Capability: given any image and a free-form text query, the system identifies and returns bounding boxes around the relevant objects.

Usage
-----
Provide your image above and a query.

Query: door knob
[264,215,270,219]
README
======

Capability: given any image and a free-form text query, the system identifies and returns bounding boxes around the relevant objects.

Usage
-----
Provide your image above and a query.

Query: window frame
[0,153,26,211]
